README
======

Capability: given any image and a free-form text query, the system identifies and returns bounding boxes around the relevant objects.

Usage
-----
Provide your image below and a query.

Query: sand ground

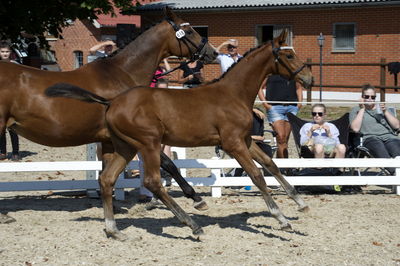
[0,136,399,265]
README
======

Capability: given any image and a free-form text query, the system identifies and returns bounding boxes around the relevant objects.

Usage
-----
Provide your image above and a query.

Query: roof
[138,0,400,11]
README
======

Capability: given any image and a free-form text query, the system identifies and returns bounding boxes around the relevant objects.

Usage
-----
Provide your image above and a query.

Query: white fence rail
[0,158,399,199]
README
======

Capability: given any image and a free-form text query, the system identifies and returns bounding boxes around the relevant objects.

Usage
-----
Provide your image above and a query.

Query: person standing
[258,74,303,159]
[0,41,20,161]
[88,38,116,61]
[216,39,242,74]
[177,60,204,88]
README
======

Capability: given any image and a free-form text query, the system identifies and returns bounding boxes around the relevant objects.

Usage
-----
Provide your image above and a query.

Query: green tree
[0,0,140,44]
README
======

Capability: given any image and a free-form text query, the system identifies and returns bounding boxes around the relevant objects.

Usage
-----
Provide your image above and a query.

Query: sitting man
[350,84,400,174]
[300,104,346,158]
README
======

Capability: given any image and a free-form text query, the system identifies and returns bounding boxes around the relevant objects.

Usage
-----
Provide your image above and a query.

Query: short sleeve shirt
[216,53,242,73]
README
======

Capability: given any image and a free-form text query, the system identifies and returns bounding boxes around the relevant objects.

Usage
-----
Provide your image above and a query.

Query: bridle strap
[272,41,306,79]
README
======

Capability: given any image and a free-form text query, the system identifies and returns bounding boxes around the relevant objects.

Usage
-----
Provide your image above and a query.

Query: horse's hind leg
[225,142,291,230]
[99,141,135,241]
[160,152,208,211]
[249,141,309,212]
[143,148,203,236]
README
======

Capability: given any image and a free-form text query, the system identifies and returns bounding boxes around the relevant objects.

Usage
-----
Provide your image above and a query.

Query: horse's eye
[286,54,294,59]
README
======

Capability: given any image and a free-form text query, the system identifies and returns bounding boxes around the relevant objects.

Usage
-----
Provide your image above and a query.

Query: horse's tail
[45,82,110,106]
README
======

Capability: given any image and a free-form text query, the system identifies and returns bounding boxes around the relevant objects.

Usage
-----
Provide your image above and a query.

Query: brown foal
[0,8,216,212]
[46,30,313,240]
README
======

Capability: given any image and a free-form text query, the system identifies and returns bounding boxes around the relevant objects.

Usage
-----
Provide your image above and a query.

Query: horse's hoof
[192,227,204,236]
[298,205,310,213]
[104,230,129,242]
[194,200,209,211]
[0,213,16,224]
[280,223,292,231]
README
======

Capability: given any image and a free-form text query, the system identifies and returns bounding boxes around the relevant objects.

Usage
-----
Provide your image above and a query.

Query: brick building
[49,0,158,71]
[136,0,400,94]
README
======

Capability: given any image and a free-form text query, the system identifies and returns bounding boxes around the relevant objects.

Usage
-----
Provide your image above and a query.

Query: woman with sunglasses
[350,84,400,174]
[300,104,346,158]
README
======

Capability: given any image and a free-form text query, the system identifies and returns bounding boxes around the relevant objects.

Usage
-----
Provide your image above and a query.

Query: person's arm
[258,78,272,110]
[252,108,265,120]
[382,105,400,130]
[296,82,303,109]
[300,123,313,145]
[350,100,366,133]
[89,40,115,55]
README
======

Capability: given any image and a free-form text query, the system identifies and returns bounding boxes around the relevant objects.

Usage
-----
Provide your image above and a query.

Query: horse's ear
[164,6,178,21]
[277,29,288,45]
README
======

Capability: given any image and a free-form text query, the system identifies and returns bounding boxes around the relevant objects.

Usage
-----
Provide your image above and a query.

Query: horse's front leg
[142,147,203,237]
[224,141,291,230]
[160,152,208,211]
[249,140,309,212]
[99,139,135,241]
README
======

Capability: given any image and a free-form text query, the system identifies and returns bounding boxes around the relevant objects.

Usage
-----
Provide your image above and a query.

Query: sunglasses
[312,112,324,117]
[363,95,376,100]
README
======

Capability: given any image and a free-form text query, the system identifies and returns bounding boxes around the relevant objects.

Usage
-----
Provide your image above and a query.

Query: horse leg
[249,140,309,212]
[160,152,208,211]
[99,140,135,241]
[225,141,291,230]
[142,147,203,236]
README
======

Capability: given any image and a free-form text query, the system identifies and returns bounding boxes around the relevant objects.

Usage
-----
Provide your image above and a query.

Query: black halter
[166,19,208,62]
[153,19,209,79]
[272,41,306,79]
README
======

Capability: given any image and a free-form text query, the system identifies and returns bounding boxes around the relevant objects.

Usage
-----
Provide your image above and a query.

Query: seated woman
[300,104,346,158]
[350,84,400,174]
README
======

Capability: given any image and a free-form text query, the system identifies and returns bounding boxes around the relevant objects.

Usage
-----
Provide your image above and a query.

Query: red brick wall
[142,5,400,91]
[49,19,103,71]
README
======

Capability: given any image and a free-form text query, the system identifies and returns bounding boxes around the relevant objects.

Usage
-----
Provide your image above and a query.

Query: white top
[216,53,242,73]
[300,122,341,146]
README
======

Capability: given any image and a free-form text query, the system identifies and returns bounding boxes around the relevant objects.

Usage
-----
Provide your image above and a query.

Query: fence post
[380,58,386,102]
[86,143,99,198]
[306,58,312,105]
[211,168,222,197]
[395,157,400,195]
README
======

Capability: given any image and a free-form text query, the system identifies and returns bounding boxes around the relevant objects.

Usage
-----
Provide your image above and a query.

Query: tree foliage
[0,0,140,44]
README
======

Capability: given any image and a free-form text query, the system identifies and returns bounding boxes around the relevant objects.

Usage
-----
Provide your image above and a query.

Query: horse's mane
[105,18,168,58]
[207,41,273,85]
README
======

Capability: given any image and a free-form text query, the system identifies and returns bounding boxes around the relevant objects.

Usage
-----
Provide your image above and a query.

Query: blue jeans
[267,105,299,123]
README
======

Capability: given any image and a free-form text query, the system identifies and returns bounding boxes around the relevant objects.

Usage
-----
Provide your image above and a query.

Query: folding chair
[347,107,397,176]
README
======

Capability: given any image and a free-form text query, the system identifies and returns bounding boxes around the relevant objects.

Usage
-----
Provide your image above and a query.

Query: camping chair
[287,112,350,159]
[287,112,361,193]
[347,107,397,176]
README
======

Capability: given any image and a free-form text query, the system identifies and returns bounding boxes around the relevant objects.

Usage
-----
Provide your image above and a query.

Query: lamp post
[317,33,325,102]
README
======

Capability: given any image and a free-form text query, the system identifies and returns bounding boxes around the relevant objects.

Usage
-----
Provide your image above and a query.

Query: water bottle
[376,103,382,114]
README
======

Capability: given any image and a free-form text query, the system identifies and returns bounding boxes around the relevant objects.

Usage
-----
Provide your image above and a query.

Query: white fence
[0,158,399,199]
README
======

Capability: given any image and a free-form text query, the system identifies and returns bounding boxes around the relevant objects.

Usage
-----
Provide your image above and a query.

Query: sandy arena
[0,137,399,265]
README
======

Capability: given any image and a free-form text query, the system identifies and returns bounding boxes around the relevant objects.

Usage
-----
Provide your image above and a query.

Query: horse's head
[270,30,313,88]
[164,7,217,64]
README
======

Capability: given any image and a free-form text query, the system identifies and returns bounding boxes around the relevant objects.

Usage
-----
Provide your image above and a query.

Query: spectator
[150,59,171,87]
[216,39,242,74]
[177,60,204,88]
[0,41,20,161]
[258,74,303,159]
[350,84,400,174]
[233,108,272,177]
[89,38,116,60]
[300,104,346,159]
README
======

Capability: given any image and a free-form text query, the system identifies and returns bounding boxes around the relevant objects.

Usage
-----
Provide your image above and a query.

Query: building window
[74,51,83,69]
[256,25,292,46]
[333,23,356,52]
[192,26,208,39]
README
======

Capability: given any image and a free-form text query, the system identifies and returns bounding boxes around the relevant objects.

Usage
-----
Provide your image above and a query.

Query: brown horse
[46,30,313,240]
[0,8,216,209]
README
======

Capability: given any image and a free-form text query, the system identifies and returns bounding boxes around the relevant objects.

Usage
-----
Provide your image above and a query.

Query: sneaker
[11,154,20,161]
